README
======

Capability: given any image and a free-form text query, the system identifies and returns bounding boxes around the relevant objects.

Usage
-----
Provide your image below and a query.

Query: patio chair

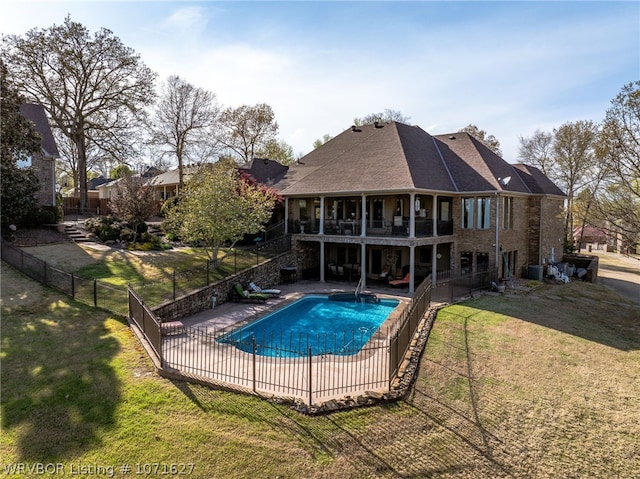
[389,273,411,287]
[248,281,282,297]
[379,264,391,279]
[229,283,269,303]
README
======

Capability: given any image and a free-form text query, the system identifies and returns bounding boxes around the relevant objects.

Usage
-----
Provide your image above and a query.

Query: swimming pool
[219,294,400,357]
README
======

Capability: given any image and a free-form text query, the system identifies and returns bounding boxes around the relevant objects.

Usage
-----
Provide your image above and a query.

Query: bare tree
[354,109,411,126]
[518,129,555,176]
[459,124,502,156]
[593,81,640,250]
[257,139,295,165]
[149,75,220,190]
[2,16,156,212]
[215,103,279,163]
[552,120,599,240]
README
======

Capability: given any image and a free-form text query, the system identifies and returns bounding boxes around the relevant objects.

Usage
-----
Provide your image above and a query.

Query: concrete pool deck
[177,279,415,332]
[159,280,422,407]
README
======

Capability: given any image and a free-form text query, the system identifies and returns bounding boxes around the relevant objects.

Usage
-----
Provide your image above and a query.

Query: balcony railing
[289,219,453,238]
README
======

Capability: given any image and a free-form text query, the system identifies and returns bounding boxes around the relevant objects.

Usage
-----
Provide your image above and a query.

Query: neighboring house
[239,157,289,186]
[147,165,199,201]
[274,121,566,292]
[573,225,614,253]
[96,167,161,200]
[19,103,59,207]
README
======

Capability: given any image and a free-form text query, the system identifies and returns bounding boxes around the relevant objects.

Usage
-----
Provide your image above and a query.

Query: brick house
[19,103,59,207]
[274,121,565,292]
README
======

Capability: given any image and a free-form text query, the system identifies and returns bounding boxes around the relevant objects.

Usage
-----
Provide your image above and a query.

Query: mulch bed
[8,227,71,246]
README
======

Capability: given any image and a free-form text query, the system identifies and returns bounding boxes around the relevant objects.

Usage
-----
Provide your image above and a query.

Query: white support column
[361,193,367,237]
[409,245,415,293]
[432,244,438,285]
[320,240,326,282]
[361,243,367,288]
[319,196,325,235]
[409,193,416,238]
[432,194,438,237]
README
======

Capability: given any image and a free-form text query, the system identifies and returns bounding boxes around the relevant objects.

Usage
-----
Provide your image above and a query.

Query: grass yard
[19,242,267,308]
[1,256,639,478]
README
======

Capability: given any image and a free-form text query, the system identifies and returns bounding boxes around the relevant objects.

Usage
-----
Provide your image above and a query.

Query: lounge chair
[229,283,269,303]
[248,281,281,297]
[389,273,411,287]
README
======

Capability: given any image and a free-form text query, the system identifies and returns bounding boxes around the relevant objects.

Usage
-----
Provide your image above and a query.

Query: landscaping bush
[127,232,171,251]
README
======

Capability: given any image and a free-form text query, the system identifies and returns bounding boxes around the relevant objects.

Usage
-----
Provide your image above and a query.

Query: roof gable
[433,133,530,193]
[19,103,59,158]
[512,163,566,196]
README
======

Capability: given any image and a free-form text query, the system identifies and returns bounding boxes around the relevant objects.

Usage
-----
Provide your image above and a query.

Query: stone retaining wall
[152,251,296,322]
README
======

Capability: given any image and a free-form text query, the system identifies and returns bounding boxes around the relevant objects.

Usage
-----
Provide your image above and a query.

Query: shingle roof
[512,163,566,196]
[276,122,564,196]
[239,158,289,186]
[20,103,59,158]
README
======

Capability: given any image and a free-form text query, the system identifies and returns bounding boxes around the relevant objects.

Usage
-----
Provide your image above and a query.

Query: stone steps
[64,224,92,242]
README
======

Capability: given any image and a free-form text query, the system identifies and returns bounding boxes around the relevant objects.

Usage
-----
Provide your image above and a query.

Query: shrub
[119,227,135,242]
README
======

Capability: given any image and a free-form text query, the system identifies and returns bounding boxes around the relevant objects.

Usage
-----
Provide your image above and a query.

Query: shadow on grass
[169,375,513,477]
[466,282,640,351]
[1,264,122,462]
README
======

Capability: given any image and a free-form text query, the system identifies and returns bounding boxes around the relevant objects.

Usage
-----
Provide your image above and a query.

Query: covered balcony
[286,194,454,238]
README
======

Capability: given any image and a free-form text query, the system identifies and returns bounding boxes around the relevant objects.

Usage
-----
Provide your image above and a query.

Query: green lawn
[2,259,639,478]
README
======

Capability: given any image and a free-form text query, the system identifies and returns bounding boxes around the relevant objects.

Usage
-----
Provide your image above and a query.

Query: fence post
[71,273,75,300]
[308,347,313,407]
[252,338,257,393]
[206,261,210,285]
[93,279,98,307]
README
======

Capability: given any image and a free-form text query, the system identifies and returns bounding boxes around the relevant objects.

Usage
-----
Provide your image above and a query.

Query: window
[461,251,473,274]
[476,197,491,229]
[502,197,513,229]
[477,252,490,272]
[299,199,307,219]
[462,198,474,229]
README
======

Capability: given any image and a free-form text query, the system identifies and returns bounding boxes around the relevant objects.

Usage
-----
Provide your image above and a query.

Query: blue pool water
[219,294,399,357]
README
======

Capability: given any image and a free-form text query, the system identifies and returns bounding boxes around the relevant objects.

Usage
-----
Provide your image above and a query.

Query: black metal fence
[127,274,434,408]
[1,239,129,315]
[389,275,433,380]
[432,269,496,304]
[161,324,392,405]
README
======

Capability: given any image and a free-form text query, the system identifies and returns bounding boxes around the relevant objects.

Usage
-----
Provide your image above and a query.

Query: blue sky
[2,1,638,162]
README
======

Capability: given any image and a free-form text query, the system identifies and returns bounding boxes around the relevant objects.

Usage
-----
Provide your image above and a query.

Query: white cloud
[1,1,636,162]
